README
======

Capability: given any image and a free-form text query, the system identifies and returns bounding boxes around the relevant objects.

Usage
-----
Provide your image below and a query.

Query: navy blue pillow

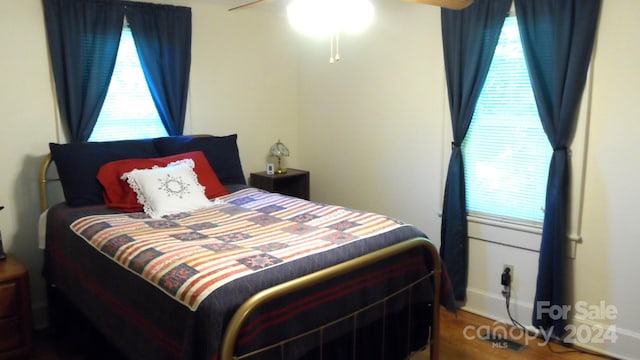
[153,135,246,185]
[49,139,159,207]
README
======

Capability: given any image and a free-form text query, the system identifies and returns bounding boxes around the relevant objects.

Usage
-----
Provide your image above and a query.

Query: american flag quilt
[45,187,453,360]
[70,188,406,311]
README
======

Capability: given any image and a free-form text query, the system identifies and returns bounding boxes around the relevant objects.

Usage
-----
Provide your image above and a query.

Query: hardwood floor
[414,310,613,360]
[30,309,612,359]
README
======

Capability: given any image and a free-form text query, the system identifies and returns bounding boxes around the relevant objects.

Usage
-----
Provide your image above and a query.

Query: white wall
[297,1,446,240]
[0,0,59,322]
[186,0,301,168]
[1,0,638,359]
[576,0,640,357]
[297,0,640,359]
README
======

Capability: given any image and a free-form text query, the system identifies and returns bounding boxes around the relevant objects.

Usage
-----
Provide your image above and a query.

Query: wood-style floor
[30,310,611,359]
[428,310,612,360]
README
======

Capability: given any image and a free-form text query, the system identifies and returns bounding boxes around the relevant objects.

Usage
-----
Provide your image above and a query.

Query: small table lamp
[269,140,290,174]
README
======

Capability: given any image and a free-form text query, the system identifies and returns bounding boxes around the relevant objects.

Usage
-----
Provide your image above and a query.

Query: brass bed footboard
[221,237,441,360]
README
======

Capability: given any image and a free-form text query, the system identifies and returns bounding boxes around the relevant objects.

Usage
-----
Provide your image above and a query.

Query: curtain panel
[43,0,125,142]
[514,0,601,338]
[42,0,192,142]
[126,2,192,136]
[440,0,511,303]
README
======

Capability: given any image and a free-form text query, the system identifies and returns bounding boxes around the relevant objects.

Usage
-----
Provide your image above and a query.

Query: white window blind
[89,22,168,142]
[462,16,552,225]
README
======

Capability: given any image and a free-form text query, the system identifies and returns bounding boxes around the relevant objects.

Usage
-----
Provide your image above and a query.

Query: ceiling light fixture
[286,0,374,63]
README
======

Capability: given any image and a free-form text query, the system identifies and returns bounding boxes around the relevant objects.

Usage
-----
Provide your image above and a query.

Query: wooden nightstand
[0,255,32,359]
[250,169,310,200]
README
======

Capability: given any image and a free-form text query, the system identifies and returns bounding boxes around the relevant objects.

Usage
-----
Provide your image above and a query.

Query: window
[462,16,552,226]
[88,22,168,142]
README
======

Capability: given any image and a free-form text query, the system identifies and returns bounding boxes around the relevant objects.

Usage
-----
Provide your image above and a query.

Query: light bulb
[287,0,374,38]
[340,0,375,34]
[287,0,338,38]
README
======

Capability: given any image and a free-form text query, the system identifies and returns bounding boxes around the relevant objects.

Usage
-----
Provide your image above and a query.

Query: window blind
[462,16,552,225]
[89,23,168,142]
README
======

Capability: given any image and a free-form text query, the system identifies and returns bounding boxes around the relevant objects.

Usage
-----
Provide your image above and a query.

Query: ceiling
[207,0,414,12]
[209,0,286,11]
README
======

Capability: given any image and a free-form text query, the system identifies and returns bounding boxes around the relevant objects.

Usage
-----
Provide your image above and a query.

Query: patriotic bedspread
[70,188,405,311]
[45,187,449,360]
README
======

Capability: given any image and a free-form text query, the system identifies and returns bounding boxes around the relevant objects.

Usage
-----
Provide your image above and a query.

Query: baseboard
[463,287,640,360]
[569,315,640,360]
[463,286,533,327]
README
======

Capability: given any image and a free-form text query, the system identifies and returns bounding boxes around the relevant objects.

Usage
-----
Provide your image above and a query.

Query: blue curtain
[515,0,601,338]
[440,0,511,303]
[42,0,191,141]
[126,2,192,136]
[42,0,125,142]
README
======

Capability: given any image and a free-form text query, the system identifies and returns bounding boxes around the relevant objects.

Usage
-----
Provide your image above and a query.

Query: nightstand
[0,255,32,359]
[250,169,310,200]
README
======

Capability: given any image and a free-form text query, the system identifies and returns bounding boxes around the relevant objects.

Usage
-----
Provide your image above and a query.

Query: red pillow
[97,151,228,212]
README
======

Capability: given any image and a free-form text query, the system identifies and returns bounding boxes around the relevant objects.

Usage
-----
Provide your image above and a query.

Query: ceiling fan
[228,0,474,11]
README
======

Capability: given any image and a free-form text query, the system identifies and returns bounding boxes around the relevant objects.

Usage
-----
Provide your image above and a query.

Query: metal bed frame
[39,154,441,360]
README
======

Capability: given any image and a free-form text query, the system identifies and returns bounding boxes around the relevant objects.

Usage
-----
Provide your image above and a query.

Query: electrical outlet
[501,264,514,298]
[502,264,514,285]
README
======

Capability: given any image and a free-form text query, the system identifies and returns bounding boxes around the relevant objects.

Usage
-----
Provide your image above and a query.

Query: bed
[39,134,452,360]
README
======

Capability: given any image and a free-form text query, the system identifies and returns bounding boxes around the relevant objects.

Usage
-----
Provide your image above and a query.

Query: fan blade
[228,0,270,11]
[404,0,474,10]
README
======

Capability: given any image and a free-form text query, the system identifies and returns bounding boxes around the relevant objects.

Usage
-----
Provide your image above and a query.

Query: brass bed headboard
[39,153,57,213]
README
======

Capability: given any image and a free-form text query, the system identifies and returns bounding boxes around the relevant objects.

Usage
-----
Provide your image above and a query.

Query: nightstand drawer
[0,317,22,350]
[0,283,17,318]
[0,255,32,358]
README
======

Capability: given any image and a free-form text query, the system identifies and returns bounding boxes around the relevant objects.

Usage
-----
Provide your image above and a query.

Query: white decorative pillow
[121,159,213,218]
